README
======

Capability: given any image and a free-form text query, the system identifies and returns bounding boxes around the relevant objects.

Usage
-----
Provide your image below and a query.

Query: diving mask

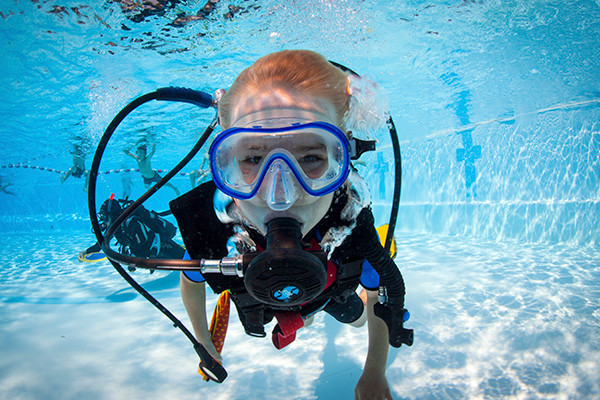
[209,121,351,208]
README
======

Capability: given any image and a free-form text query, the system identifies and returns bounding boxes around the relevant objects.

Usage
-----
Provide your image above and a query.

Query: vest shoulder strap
[169,181,241,293]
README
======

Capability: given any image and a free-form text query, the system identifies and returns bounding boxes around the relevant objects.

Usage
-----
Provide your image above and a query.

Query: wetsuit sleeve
[181,250,206,283]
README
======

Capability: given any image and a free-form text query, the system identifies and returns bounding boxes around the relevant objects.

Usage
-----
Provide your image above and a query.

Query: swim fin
[199,291,230,381]
[376,224,397,259]
[78,251,107,263]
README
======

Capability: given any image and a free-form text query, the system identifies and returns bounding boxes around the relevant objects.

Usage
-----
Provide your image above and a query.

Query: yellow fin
[376,224,397,259]
[78,251,107,263]
[199,291,230,381]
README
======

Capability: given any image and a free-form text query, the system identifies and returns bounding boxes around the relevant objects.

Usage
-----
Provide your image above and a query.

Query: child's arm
[123,149,139,161]
[147,143,156,158]
[180,274,222,362]
[355,289,393,399]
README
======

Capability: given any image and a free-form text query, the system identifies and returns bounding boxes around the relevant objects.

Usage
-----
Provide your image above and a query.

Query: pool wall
[376,104,600,246]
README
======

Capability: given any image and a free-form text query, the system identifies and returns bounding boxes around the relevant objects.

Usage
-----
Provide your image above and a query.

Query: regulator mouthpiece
[244,218,327,307]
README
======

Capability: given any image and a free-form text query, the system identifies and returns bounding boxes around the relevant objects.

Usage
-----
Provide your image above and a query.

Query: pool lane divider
[1,164,203,177]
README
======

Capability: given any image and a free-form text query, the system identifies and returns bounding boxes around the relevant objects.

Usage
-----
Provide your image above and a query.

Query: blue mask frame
[209,121,351,200]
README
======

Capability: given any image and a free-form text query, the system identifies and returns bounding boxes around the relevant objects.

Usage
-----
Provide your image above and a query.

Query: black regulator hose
[356,208,413,348]
[87,87,227,383]
[385,116,402,255]
[356,208,405,301]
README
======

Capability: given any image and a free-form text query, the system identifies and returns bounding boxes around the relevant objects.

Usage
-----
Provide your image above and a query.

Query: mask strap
[349,136,376,160]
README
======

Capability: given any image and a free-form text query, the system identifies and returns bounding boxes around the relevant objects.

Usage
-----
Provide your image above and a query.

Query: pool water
[1,1,599,399]
[2,231,598,399]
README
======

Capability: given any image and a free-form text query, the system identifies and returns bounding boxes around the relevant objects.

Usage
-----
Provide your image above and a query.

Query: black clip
[374,300,414,348]
[349,138,376,160]
[195,343,228,383]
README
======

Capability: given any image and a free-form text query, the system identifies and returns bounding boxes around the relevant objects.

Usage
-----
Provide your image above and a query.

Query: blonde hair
[218,50,350,129]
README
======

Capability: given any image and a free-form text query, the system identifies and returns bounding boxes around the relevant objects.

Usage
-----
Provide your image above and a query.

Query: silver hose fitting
[201,255,244,277]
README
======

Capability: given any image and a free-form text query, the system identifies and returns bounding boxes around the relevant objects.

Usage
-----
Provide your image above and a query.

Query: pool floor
[1,229,599,399]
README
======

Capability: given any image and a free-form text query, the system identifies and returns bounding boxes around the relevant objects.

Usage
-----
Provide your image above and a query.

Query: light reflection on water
[390,235,600,399]
[1,230,598,399]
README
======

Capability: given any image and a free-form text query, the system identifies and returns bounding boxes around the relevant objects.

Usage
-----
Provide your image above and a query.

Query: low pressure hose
[88,87,227,383]
[356,208,405,301]
[355,208,413,347]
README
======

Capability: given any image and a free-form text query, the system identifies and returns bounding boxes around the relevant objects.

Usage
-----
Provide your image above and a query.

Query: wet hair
[344,74,390,139]
[218,50,350,129]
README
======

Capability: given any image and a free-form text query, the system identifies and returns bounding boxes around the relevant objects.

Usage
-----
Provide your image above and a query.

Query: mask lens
[210,122,349,199]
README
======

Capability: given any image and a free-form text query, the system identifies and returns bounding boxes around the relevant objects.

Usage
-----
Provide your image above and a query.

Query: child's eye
[299,155,324,164]
[242,156,262,165]
[298,154,328,178]
[298,151,329,167]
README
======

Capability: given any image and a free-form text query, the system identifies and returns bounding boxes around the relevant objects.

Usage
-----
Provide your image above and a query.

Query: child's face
[228,90,343,237]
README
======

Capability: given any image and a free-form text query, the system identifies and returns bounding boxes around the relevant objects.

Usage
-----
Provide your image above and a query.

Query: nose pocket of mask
[262,159,299,211]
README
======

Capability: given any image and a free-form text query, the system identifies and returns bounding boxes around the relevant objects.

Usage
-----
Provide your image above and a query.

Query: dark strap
[169,181,232,260]
[169,181,241,294]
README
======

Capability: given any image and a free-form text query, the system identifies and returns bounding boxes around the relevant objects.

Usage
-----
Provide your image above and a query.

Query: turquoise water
[1,1,599,399]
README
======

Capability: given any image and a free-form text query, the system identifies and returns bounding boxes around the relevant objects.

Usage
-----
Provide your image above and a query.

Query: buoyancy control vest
[112,199,183,260]
[170,181,382,338]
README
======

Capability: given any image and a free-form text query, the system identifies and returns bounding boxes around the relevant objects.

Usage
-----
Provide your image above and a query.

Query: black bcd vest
[170,181,373,336]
